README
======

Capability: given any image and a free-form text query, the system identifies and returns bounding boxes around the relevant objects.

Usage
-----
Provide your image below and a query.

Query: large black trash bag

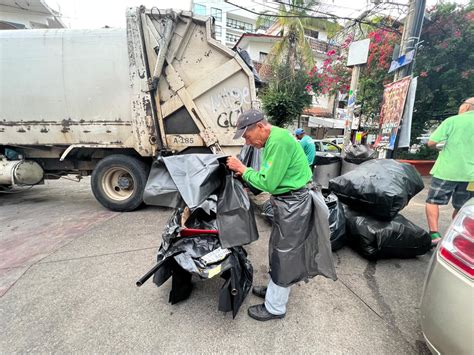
[218,247,253,318]
[143,157,185,208]
[325,193,346,251]
[269,188,337,286]
[216,170,259,248]
[152,209,253,318]
[262,193,346,251]
[344,207,431,260]
[343,144,376,164]
[238,145,263,195]
[329,159,424,220]
[144,154,224,209]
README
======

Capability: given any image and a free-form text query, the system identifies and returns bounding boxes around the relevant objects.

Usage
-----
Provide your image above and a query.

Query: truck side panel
[0,28,156,156]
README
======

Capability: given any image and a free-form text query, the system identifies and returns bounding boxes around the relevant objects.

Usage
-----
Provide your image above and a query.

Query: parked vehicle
[314,139,342,154]
[0,7,256,211]
[420,198,474,354]
[323,136,344,148]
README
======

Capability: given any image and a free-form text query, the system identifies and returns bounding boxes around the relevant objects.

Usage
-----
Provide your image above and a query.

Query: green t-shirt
[242,126,312,195]
[429,110,474,182]
[300,135,316,165]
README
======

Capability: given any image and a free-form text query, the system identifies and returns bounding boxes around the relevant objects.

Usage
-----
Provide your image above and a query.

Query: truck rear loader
[0,7,257,211]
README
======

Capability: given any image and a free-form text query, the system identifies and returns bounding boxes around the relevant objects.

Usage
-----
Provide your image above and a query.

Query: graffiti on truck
[211,87,251,128]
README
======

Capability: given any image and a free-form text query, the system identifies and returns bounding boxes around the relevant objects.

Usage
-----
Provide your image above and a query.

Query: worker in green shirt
[295,128,315,169]
[426,97,474,245]
[226,109,336,322]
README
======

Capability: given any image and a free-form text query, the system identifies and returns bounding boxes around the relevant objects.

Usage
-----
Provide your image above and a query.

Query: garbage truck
[0,6,257,211]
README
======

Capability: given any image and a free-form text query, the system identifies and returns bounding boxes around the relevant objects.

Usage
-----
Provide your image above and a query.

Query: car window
[322,142,341,152]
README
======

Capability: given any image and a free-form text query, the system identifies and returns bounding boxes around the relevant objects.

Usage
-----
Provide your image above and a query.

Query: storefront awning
[306,116,345,129]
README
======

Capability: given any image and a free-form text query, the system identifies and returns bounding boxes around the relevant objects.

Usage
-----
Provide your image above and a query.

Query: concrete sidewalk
[0,177,452,353]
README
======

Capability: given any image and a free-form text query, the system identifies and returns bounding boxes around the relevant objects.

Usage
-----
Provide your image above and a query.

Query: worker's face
[243,123,265,148]
[296,134,303,140]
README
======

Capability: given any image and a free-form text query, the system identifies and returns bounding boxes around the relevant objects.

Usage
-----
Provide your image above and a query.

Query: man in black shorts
[426,97,474,245]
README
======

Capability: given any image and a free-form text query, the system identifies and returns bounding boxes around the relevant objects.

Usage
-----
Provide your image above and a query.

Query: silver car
[420,198,474,354]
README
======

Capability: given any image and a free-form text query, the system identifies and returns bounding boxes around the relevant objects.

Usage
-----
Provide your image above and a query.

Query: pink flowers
[420,71,428,77]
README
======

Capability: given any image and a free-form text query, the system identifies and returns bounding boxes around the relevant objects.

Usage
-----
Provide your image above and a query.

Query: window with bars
[226,33,240,43]
[215,25,222,38]
[210,7,222,22]
[226,18,253,32]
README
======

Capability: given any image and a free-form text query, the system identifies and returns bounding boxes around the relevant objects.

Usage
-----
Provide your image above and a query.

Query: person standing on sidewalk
[425,97,474,245]
[295,128,316,170]
[226,109,336,322]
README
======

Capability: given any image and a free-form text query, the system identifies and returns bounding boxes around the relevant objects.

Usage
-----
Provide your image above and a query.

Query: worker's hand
[226,156,246,176]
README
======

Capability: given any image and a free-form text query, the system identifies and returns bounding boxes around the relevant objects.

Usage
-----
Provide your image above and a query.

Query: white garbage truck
[0,6,257,211]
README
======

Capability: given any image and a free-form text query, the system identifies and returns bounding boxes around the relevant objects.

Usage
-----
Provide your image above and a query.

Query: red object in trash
[179,228,219,237]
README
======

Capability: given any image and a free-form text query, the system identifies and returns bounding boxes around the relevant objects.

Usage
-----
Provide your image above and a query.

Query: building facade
[192,0,258,48]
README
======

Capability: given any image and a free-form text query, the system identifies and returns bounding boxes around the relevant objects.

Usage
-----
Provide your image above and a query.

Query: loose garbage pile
[261,151,431,260]
[137,154,258,318]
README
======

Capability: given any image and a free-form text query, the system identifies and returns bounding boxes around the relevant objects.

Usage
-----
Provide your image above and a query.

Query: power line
[224,0,401,34]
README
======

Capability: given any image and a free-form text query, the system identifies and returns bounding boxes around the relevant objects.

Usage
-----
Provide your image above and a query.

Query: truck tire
[91,155,148,212]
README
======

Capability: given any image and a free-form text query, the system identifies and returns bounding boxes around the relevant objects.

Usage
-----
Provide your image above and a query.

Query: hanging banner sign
[374,76,411,150]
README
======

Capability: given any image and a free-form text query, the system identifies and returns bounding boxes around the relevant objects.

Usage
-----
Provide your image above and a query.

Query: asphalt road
[0,176,453,353]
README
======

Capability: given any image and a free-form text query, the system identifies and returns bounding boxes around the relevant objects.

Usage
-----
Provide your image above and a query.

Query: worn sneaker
[430,232,442,247]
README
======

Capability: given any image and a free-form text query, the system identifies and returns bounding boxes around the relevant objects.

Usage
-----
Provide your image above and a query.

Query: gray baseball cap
[233,109,264,139]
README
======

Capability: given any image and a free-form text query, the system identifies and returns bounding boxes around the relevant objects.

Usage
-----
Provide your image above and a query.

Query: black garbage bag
[218,247,253,318]
[239,144,262,172]
[344,207,431,260]
[143,157,185,208]
[343,144,376,164]
[269,188,337,286]
[152,209,253,318]
[325,193,346,251]
[216,170,259,248]
[261,199,274,224]
[262,193,346,252]
[144,154,224,209]
[238,145,263,195]
[329,159,424,220]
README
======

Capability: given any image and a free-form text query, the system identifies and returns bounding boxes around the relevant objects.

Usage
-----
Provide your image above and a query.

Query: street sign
[388,49,415,73]
[347,39,370,66]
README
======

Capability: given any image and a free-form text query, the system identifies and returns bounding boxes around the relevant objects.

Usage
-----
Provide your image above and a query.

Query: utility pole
[388,0,426,158]
[341,10,371,156]
[394,0,426,81]
[342,65,361,153]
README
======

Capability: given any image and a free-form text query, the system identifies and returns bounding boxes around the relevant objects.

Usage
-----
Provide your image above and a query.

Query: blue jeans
[264,279,291,315]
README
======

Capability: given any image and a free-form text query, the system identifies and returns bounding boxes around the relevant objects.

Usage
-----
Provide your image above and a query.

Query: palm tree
[256,0,340,73]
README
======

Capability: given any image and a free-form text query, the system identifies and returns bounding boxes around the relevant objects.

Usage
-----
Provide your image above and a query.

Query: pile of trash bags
[254,150,431,260]
[329,159,431,259]
[138,154,259,318]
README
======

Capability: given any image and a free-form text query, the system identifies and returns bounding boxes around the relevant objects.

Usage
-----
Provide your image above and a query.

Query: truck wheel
[91,155,148,212]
